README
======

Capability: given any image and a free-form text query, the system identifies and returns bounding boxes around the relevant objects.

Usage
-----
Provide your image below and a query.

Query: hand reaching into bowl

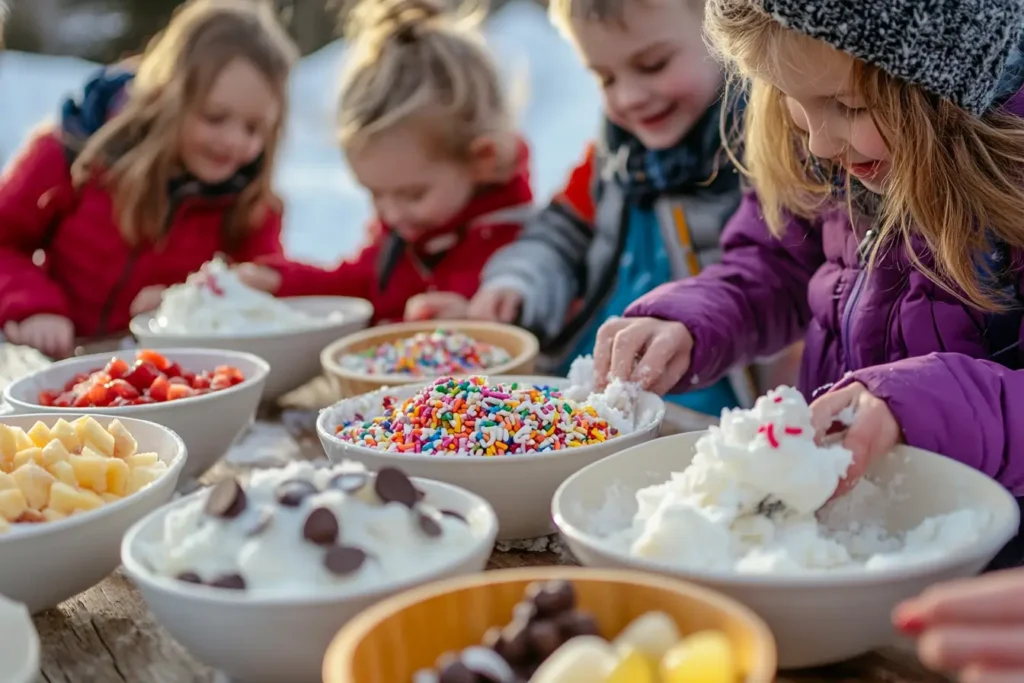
[234,263,282,294]
[404,292,469,321]
[3,314,75,359]
[810,382,902,500]
[130,285,167,316]
[593,316,693,395]
[894,568,1024,683]
[467,287,522,323]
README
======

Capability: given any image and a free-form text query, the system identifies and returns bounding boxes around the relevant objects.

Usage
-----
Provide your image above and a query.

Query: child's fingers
[496,293,520,323]
[961,663,1024,683]
[593,318,629,389]
[632,329,683,389]
[918,625,1024,672]
[896,569,1024,628]
[2,321,20,343]
[809,385,857,438]
[650,349,692,396]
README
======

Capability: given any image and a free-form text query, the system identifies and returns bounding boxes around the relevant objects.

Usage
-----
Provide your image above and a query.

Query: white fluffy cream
[142,461,478,595]
[151,257,333,335]
[607,387,992,573]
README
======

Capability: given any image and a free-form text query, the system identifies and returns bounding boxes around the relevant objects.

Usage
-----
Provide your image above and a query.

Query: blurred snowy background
[0,0,602,264]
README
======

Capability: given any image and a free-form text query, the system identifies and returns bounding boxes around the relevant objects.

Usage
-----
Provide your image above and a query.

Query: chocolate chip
[330,471,369,494]
[209,573,246,590]
[324,545,367,575]
[303,507,339,545]
[418,510,443,537]
[527,619,563,660]
[204,478,246,519]
[275,479,317,507]
[176,571,203,584]
[494,621,532,665]
[440,509,466,523]
[555,611,600,639]
[437,657,475,683]
[374,466,418,507]
[531,580,575,617]
[246,507,274,537]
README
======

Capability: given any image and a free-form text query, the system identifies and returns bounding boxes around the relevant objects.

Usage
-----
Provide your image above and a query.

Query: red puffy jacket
[259,144,534,325]
[0,132,284,338]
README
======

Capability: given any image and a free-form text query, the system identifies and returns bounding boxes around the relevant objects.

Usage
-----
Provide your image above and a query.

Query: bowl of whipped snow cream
[121,459,498,683]
[552,386,1019,668]
[130,258,374,400]
[318,359,665,541]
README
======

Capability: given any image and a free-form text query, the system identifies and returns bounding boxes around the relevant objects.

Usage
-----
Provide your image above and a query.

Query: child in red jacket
[0,0,297,358]
[235,0,534,323]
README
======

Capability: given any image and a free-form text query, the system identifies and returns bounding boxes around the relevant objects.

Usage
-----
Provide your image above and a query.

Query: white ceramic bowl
[3,349,268,480]
[0,414,186,613]
[121,475,498,683]
[317,376,666,540]
[0,594,39,683]
[131,296,374,401]
[552,432,1021,668]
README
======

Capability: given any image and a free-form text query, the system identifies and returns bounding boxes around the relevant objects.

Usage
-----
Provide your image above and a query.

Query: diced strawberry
[110,397,129,407]
[134,396,156,405]
[124,361,161,391]
[168,376,189,386]
[166,384,194,401]
[37,390,59,406]
[53,394,73,408]
[137,349,170,371]
[73,393,91,407]
[149,375,170,402]
[105,357,130,379]
[182,371,197,385]
[85,382,112,407]
[210,376,232,391]
[106,379,140,400]
[190,374,210,390]
[214,366,245,383]
[63,372,91,392]
[163,361,182,378]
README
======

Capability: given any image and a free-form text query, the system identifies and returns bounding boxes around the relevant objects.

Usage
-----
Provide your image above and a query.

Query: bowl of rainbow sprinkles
[316,359,665,540]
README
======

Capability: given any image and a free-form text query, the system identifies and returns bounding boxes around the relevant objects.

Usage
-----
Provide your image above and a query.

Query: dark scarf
[596,89,743,207]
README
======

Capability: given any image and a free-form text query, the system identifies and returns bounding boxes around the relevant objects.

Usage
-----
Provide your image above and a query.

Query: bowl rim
[120,473,500,606]
[322,566,778,682]
[0,413,187,542]
[129,296,375,341]
[552,433,1023,587]
[319,320,540,384]
[315,374,667,464]
[3,348,271,415]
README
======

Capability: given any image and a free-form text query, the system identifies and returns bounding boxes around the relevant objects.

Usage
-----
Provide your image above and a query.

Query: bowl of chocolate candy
[120,461,498,683]
[322,567,777,683]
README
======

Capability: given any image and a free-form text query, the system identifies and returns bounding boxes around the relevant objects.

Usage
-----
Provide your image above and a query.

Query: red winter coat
[260,144,534,325]
[0,132,284,338]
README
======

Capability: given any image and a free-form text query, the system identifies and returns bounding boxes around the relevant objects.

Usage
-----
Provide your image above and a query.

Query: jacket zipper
[95,194,186,337]
[840,228,877,372]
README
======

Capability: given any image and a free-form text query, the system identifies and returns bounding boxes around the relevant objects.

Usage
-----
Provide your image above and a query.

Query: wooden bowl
[322,567,777,683]
[320,320,540,398]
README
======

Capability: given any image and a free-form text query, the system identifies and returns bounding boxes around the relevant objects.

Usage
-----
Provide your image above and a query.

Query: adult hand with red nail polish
[893,568,1024,683]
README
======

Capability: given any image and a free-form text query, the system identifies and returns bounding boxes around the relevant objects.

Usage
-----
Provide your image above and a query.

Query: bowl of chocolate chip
[120,460,498,683]
[323,566,776,683]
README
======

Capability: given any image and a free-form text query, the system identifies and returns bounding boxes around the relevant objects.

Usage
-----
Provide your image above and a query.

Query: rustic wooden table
[0,342,949,683]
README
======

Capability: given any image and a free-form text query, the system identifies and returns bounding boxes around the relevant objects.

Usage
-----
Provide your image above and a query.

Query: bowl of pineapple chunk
[0,414,186,613]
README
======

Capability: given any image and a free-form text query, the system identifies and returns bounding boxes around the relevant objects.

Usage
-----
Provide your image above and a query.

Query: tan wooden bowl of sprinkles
[320,321,540,399]
[322,567,778,683]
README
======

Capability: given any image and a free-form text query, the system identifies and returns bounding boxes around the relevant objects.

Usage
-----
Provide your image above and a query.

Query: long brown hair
[705,0,1024,311]
[72,0,298,250]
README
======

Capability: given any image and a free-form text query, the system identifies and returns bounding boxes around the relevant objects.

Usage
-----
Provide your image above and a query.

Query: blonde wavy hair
[72,0,298,250]
[338,0,516,167]
[705,0,1024,311]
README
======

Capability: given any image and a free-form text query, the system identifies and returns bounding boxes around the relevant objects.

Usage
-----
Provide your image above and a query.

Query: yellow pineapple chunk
[105,458,130,497]
[0,516,9,534]
[42,509,67,522]
[26,421,53,448]
[75,417,115,458]
[13,447,42,470]
[50,419,80,452]
[48,482,104,515]
[106,419,137,459]
[11,427,33,452]
[127,466,165,495]
[126,452,160,468]
[0,488,28,521]
[12,463,55,510]
[49,461,77,487]
[41,439,70,467]
[0,472,16,491]
[0,425,18,468]
[69,449,109,493]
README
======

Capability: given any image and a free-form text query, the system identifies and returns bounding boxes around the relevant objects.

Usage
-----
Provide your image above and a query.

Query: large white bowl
[552,432,1021,668]
[3,349,268,480]
[0,414,186,613]
[121,474,498,683]
[317,376,665,540]
[0,594,39,683]
[131,296,374,401]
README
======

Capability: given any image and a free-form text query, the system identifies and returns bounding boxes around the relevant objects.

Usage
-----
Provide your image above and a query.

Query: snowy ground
[0,1,601,265]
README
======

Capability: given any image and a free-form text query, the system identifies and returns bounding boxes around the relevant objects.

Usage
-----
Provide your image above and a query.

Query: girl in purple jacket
[596,0,1024,552]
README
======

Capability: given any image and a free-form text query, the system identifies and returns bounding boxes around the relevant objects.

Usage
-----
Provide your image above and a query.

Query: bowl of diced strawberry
[37,350,247,408]
[3,349,269,480]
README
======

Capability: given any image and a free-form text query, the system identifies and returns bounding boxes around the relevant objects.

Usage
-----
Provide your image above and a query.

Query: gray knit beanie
[756,0,1024,115]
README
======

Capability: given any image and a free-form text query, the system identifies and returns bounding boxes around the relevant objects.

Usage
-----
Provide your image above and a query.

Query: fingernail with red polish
[895,614,925,635]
